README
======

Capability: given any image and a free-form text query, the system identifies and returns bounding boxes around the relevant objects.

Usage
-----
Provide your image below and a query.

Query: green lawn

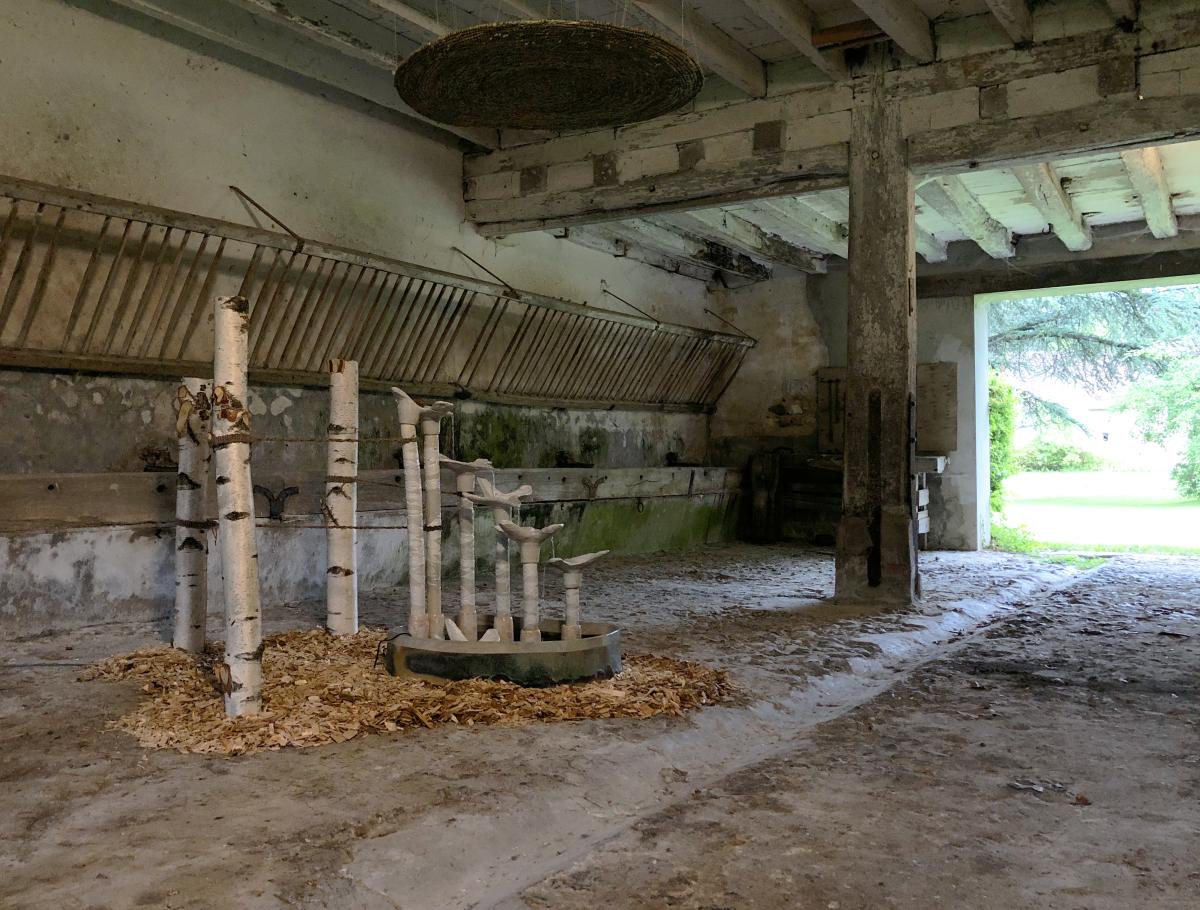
[1002,471,1200,553]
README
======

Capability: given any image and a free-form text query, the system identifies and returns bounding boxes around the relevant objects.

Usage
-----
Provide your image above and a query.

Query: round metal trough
[385,617,621,687]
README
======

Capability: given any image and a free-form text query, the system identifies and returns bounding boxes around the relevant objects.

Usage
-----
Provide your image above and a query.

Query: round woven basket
[395,20,704,131]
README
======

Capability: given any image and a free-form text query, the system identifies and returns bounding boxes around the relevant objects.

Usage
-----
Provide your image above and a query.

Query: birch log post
[420,401,454,639]
[440,456,494,640]
[465,477,533,642]
[392,388,428,638]
[325,359,359,635]
[546,550,609,640]
[172,378,211,653]
[212,295,263,717]
[496,520,564,642]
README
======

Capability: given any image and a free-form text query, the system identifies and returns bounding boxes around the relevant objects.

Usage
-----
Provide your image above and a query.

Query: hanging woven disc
[395,20,704,131]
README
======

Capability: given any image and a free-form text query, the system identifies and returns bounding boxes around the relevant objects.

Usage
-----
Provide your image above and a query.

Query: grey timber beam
[1121,147,1179,239]
[633,0,768,97]
[1011,163,1093,252]
[983,0,1033,45]
[847,0,935,62]
[836,71,919,602]
[916,176,1015,259]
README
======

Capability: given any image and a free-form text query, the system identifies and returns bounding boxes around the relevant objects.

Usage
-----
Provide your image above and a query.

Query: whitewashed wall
[0,0,710,325]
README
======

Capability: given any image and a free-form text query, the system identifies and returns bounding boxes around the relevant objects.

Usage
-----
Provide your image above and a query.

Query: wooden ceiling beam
[655,209,827,273]
[983,0,1033,46]
[103,0,495,147]
[632,1,767,97]
[501,0,549,17]
[914,226,949,263]
[845,0,935,62]
[916,176,1015,259]
[560,227,721,284]
[1011,162,1093,251]
[738,198,849,258]
[1105,0,1138,23]
[1121,147,1179,239]
[599,220,773,281]
[365,0,449,38]
[739,0,847,80]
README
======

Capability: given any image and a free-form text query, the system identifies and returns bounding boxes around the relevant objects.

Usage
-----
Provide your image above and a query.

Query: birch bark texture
[392,388,428,638]
[173,377,211,653]
[546,550,609,640]
[441,457,493,641]
[496,520,564,642]
[212,295,264,717]
[465,477,533,643]
[419,403,454,639]
[325,359,359,635]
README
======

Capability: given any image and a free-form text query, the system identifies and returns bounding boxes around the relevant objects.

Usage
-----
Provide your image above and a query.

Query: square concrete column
[835,74,919,603]
[917,297,991,551]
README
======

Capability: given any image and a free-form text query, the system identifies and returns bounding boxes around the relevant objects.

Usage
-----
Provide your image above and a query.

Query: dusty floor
[1,545,1196,909]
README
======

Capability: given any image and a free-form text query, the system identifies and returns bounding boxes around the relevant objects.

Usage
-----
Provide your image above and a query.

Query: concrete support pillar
[835,73,919,603]
[917,298,991,550]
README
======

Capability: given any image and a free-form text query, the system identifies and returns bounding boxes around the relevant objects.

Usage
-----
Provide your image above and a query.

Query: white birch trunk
[421,417,445,640]
[173,377,210,653]
[455,475,478,640]
[325,359,358,635]
[560,572,582,641]
[519,542,541,643]
[393,388,428,637]
[491,507,514,642]
[212,295,262,718]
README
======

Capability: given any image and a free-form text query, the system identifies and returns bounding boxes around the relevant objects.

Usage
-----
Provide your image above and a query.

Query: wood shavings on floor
[81,628,734,756]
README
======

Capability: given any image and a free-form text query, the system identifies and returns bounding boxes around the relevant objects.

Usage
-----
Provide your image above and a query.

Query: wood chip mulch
[81,628,734,756]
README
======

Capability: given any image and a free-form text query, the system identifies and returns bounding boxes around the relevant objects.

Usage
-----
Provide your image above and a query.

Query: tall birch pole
[420,401,454,639]
[496,520,563,643]
[325,359,359,635]
[465,477,532,642]
[212,294,263,718]
[392,388,428,638]
[440,456,493,640]
[172,378,211,653]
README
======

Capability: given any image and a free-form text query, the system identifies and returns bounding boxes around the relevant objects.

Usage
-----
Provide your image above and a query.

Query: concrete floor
[1,545,1196,909]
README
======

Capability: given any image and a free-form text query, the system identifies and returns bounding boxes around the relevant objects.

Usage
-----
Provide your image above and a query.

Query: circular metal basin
[385,617,621,687]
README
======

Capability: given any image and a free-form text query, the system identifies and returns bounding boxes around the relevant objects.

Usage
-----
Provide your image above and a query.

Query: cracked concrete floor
[3,546,1194,908]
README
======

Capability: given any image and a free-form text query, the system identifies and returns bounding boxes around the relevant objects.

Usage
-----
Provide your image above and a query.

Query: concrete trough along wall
[0,466,739,636]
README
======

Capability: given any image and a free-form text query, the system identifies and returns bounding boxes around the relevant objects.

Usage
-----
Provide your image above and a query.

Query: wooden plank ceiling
[102,0,1191,285]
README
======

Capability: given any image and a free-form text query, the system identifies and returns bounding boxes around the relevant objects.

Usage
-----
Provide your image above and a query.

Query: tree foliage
[988,372,1017,512]
[989,287,1200,427]
[1122,356,1200,499]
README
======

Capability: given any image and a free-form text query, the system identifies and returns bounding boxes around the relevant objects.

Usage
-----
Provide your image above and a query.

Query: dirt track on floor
[520,557,1200,910]
[4,547,1194,909]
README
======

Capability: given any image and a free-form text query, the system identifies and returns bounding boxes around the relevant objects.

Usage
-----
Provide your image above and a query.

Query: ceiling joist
[739,0,847,80]
[1104,0,1138,23]
[1121,147,1179,239]
[738,198,849,259]
[846,0,935,63]
[365,0,448,38]
[917,176,1015,259]
[656,210,827,273]
[602,219,773,281]
[561,226,722,284]
[632,0,767,97]
[1011,163,1093,252]
[983,0,1033,46]
[915,226,950,264]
